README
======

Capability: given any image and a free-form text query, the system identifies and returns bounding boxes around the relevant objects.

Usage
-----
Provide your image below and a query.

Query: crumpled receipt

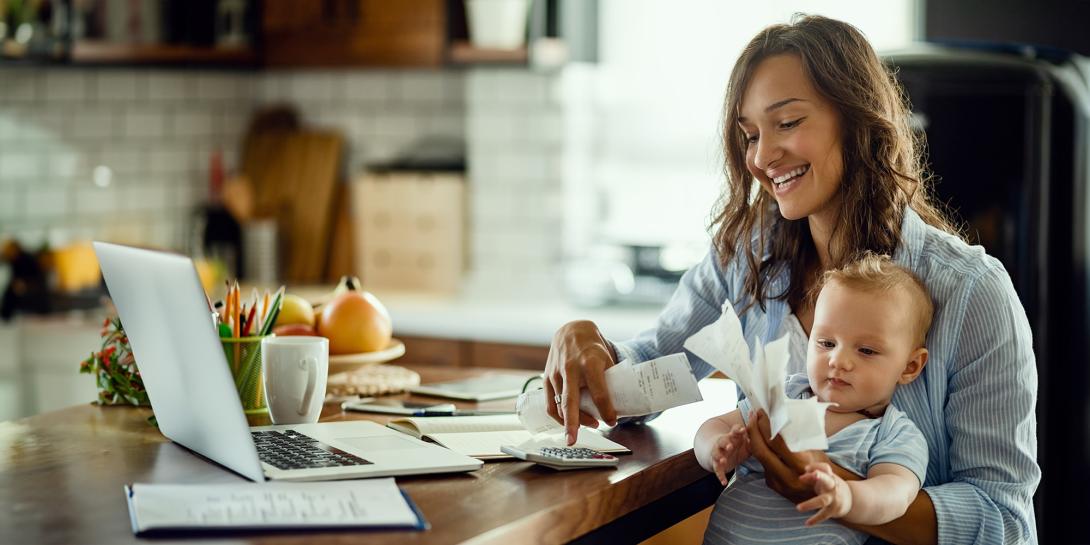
[682,300,833,452]
[517,353,704,434]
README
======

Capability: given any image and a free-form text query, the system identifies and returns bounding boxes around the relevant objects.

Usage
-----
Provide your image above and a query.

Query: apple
[272,323,318,336]
[275,294,316,326]
[317,291,392,354]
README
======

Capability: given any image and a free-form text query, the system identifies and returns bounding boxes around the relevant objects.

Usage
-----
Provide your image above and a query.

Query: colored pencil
[243,302,257,337]
[260,286,285,336]
[260,290,270,333]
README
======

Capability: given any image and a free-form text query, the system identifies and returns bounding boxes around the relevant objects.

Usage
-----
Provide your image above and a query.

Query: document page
[517,353,703,433]
[126,479,421,533]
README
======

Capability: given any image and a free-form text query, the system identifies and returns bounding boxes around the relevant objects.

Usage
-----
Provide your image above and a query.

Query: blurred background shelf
[448,41,528,65]
[70,41,258,66]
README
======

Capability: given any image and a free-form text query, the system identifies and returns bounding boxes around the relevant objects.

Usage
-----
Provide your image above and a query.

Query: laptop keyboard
[251,430,372,471]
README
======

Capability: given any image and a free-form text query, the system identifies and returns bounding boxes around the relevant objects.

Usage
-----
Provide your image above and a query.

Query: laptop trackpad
[338,435,426,452]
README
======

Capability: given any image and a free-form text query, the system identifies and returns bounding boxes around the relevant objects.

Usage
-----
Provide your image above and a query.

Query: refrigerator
[886,45,1090,544]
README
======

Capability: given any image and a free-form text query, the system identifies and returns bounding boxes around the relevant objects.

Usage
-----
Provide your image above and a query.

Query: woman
[543,15,1039,545]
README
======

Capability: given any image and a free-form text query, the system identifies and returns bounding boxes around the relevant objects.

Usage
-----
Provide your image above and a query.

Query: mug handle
[297,356,318,416]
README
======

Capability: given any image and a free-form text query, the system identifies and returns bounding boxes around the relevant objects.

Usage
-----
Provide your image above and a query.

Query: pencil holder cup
[221,335,273,414]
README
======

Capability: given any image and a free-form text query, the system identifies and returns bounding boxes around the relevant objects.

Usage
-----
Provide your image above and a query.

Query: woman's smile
[770,164,811,196]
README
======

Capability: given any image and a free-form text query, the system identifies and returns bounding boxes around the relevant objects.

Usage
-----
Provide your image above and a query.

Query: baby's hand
[797,462,851,526]
[709,424,750,485]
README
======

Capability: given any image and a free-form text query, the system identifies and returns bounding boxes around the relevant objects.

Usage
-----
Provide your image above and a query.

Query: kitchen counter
[292,287,665,347]
[2,287,667,420]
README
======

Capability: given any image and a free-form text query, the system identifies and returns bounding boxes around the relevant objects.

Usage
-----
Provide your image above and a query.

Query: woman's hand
[797,462,852,526]
[543,320,618,445]
[745,411,854,503]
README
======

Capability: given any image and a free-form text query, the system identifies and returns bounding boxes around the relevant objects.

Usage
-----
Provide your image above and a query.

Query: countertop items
[2,367,737,545]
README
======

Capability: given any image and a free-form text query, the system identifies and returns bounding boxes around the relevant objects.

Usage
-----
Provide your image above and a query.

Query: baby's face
[806,281,922,415]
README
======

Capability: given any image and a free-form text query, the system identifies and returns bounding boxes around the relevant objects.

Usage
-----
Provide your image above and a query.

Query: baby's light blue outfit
[702,373,929,545]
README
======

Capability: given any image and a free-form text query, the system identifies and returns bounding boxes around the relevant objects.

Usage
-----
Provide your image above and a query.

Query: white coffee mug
[261,336,329,425]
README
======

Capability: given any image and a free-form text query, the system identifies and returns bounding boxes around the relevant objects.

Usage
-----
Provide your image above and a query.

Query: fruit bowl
[328,338,406,374]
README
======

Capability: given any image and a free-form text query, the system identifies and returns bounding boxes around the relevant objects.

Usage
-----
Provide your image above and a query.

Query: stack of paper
[683,301,832,451]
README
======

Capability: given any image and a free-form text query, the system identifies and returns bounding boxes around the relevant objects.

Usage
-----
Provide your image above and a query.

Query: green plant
[79,316,150,406]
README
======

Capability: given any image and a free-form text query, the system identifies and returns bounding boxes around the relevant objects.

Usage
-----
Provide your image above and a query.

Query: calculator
[500,445,620,470]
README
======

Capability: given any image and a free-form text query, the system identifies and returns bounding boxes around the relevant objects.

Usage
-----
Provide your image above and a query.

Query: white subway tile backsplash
[24,186,69,218]
[74,186,119,215]
[220,111,248,141]
[441,72,465,106]
[467,112,513,143]
[424,112,464,138]
[394,72,447,105]
[466,71,505,105]
[7,67,476,269]
[171,110,215,138]
[124,183,169,212]
[99,148,143,174]
[0,113,18,140]
[310,108,351,133]
[124,110,166,139]
[71,111,116,140]
[341,72,391,103]
[147,72,194,101]
[148,218,180,249]
[48,151,83,179]
[288,72,336,103]
[373,112,417,139]
[0,189,20,219]
[0,153,42,181]
[255,73,291,103]
[147,147,192,175]
[196,74,242,101]
[527,111,563,145]
[43,72,90,102]
[171,180,201,207]
[95,72,143,102]
[0,70,40,103]
[19,111,67,142]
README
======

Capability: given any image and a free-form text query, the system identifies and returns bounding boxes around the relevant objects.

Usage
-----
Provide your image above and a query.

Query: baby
[696,253,931,544]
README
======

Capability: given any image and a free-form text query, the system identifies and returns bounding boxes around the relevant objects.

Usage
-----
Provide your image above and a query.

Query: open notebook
[386,414,630,460]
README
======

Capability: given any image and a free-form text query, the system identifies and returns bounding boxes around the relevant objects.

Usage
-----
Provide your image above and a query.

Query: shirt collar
[893,206,926,272]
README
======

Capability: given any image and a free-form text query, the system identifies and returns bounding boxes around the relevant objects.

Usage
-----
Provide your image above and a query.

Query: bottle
[198,150,241,279]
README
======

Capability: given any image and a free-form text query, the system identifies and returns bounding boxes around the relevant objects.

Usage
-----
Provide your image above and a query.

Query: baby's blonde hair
[814,252,933,346]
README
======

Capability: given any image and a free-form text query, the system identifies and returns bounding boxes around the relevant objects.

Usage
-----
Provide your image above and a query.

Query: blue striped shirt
[706,374,929,545]
[613,207,1040,544]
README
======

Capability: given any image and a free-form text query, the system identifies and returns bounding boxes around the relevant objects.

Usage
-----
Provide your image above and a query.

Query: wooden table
[0,366,736,545]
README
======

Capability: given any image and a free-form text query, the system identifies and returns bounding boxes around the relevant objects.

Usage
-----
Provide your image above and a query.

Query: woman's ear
[898,347,929,385]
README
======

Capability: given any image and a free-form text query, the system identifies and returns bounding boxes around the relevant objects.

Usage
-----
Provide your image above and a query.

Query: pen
[418,410,516,417]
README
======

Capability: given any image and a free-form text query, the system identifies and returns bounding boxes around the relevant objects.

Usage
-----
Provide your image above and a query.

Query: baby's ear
[898,347,929,385]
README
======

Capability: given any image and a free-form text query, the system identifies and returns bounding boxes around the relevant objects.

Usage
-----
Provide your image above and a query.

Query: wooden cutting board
[244,131,343,283]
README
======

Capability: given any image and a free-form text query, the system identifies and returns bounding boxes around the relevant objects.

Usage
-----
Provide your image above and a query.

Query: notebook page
[399,414,522,435]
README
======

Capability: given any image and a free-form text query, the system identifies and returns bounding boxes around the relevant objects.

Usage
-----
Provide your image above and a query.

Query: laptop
[93,241,483,482]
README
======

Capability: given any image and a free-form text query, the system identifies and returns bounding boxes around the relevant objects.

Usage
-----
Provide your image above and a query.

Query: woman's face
[738,54,844,222]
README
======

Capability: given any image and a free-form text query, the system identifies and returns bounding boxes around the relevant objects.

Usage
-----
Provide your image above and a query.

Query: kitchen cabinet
[395,335,550,370]
[262,0,446,67]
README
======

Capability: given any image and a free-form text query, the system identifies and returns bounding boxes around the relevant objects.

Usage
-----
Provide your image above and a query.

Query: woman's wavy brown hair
[713,14,961,312]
